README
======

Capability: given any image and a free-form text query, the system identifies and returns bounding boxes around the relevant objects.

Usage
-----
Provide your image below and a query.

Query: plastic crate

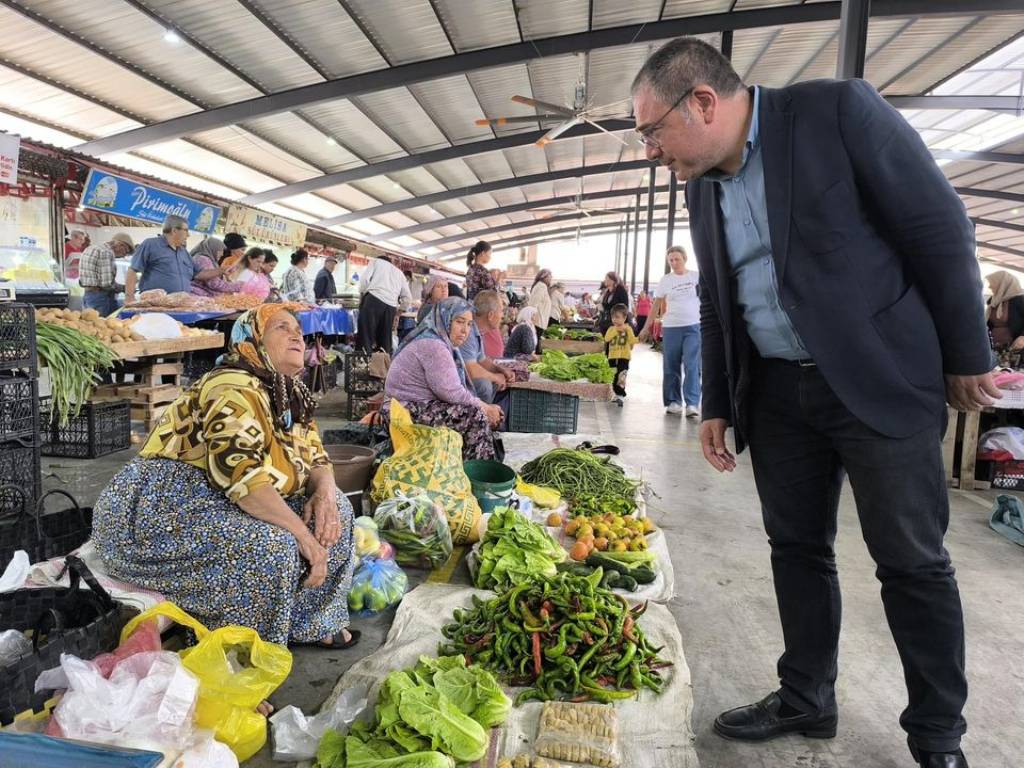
[39,399,132,459]
[344,352,385,395]
[0,440,41,517]
[506,389,579,434]
[0,375,38,442]
[0,303,37,374]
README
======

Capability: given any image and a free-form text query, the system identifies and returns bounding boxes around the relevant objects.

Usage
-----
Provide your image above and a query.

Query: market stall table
[297,305,355,336]
[93,333,225,431]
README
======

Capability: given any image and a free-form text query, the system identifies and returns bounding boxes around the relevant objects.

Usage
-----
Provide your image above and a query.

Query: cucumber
[585,553,631,576]
[600,570,620,588]
[556,562,595,577]
[628,565,657,585]
[616,574,638,592]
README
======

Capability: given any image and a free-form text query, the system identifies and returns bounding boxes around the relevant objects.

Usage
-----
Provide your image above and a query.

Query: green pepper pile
[438,571,670,705]
[520,449,639,513]
[529,351,614,384]
[542,326,601,341]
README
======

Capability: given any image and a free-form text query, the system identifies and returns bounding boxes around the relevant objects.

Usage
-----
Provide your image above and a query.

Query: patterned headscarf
[189,237,224,262]
[515,306,539,350]
[987,270,1024,322]
[217,303,316,428]
[421,274,447,301]
[395,296,474,389]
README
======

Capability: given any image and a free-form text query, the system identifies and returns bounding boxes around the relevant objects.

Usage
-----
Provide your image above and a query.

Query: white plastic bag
[130,312,182,340]
[173,731,239,768]
[0,550,30,592]
[269,685,368,761]
[979,427,1024,460]
[0,629,31,666]
[51,651,199,753]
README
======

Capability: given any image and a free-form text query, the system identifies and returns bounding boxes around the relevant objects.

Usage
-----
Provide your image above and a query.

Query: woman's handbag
[0,555,137,725]
[0,487,92,567]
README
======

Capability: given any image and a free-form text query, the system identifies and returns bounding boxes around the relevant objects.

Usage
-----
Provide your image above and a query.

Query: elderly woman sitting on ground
[384,297,504,461]
[92,303,358,653]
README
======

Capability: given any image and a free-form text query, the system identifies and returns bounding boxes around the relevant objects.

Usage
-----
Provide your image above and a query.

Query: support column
[643,169,656,293]
[630,191,640,295]
[614,225,622,277]
[836,0,870,79]
[665,173,678,273]
[622,209,632,280]
[720,30,733,61]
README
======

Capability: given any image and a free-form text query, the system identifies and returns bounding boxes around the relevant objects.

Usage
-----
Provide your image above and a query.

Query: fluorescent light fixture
[164,29,180,43]
[326,138,337,146]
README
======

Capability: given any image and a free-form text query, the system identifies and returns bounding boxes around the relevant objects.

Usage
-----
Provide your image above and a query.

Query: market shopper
[634,290,652,335]
[548,282,567,327]
[639,246,702,417]
[125,215,221,300]
[356,254,411,355]
[283,249,315,303]
[417,274,449,323]
[92,303,358,649]
[527,269,553,350]
[78,232,134,315]
[460,290,514,403]
[189,237,242,297]
[985,270,1024,350]
[383,297,503,461]
[598,272,630,339]
[63,228,87,281]
[503,306,540,360]
[314,255,339,302]
[464,240,496,299]
[632,37,995,768]
[222,232,247,264]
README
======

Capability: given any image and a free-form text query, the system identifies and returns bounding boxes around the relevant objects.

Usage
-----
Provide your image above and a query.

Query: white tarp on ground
[297,582,698,768]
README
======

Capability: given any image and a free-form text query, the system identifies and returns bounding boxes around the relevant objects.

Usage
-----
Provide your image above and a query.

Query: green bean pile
[439,571,670,705]
[519,448,639,512]
[36,322,116,427]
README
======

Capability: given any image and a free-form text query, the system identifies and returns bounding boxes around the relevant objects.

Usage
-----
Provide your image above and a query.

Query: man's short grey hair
[474,290,502,316]
[162,214,188,234]
[68,228,85,238]
[631,37,744,108]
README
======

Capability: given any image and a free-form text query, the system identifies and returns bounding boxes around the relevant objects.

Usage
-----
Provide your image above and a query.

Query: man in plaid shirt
[79,232,135,315]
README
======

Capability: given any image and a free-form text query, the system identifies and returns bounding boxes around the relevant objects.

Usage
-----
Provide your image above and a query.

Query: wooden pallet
[943,407,986,491]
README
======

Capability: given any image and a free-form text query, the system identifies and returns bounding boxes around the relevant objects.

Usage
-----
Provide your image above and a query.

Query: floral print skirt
[92,457,355,645]
[383,399,496,461]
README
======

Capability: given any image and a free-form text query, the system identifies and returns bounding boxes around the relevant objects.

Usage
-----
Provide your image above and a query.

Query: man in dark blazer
[632,37,996,768]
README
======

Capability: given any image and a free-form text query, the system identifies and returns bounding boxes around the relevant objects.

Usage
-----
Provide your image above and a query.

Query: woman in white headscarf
[504,306,540,360]
[986,270,1024,350]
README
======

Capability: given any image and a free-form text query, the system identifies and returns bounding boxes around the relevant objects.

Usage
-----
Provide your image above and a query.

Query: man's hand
[699,418,737,473]
[303,491,341,547]
[490,372,507,391]
[498,366,514,382]
[945,373,1002,412]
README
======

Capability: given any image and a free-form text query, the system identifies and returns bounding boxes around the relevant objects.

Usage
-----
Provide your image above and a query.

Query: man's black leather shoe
[909,737,969,767]
[713,692,837,741]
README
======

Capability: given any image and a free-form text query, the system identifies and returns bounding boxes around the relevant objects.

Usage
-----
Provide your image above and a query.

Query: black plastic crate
[506,389,579,434]
[0,440,41,517]
[0,375,38,442]
[40,399,131,459]
[304,358,339,394]
[344,352,385,395]
[0,303,37,374]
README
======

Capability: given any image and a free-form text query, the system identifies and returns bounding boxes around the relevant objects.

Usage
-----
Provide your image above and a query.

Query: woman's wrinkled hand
[296,533,328,588]
[303,491,341,547]
[483,402,504,427]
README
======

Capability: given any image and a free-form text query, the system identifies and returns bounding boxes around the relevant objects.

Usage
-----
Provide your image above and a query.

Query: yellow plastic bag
[516,478,562,509]
[121,602,293,762]
[373,399,482,544]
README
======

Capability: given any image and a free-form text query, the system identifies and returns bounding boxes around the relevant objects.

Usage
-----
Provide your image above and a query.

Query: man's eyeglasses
[636,87,694,150]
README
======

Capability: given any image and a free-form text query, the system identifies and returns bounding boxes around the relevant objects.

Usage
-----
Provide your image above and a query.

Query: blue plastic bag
[347,557,408,616]
[0,732,162,768]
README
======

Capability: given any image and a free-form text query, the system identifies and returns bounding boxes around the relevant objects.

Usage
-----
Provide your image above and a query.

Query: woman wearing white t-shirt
[640,246,701,418]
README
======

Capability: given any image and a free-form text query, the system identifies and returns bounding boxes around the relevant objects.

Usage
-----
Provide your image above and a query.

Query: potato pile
[34,307,143,345]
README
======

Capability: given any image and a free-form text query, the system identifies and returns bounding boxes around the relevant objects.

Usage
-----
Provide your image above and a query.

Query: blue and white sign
[81,169,221,233]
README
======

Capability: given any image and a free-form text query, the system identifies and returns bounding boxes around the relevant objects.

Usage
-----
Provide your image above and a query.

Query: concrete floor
[39,346,1022,767]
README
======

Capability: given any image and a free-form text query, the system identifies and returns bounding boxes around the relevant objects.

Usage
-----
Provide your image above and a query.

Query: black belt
[82,286,114,293]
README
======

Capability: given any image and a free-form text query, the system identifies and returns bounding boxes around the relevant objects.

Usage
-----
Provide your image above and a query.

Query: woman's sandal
[293,628,361,650]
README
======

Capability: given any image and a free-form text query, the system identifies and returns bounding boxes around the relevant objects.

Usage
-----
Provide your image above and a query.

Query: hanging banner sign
[0,134,20,185]
[347,252,369,267]
[224,203,308,248]
[80,168,220,233]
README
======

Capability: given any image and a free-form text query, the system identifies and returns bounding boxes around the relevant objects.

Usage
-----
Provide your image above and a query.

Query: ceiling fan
[532,178,607,220]
[476,79,629,148]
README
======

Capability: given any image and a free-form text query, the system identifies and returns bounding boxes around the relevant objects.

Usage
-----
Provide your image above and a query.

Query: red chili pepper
[583,632,594,645]
[532,632,543,677]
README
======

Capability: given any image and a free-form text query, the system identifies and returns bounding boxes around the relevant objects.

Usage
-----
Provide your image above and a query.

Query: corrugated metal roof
[424,158,487,189]
[343,0,453,65]
[298,100,406,163]
[592,0,662,30]
[751,21,837,87]
[587,45,651,116]
[733,0,804,10]
[661,0,732,20]
[243,0,388,77]
[463,153,516,183]
[407,76,496,145]
[142,0,324,92]
[467,65,540,137]
[435,0,526,51]
[502,145,550,178]
[0,5,194,123]
[353,87,451,153]
[518,0,589,40]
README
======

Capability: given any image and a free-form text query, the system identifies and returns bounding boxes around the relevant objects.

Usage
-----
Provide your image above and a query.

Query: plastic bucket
[325,445,376,498]
[463,460,517,514]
